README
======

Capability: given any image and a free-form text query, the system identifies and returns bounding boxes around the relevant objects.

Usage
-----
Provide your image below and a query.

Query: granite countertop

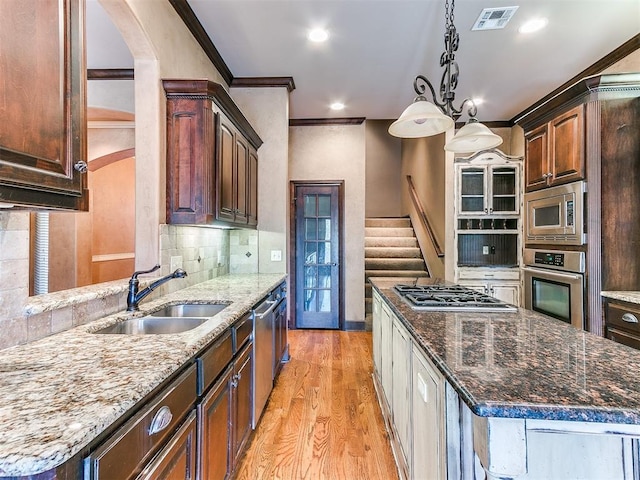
[0,273,285,477]
[601,291,640,306]
[371,277,640,426]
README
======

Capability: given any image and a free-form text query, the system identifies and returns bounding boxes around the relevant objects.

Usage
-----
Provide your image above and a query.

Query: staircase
[365,217,429,327]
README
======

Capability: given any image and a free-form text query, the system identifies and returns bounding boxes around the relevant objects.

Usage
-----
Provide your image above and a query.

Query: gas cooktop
[393,284,518,312]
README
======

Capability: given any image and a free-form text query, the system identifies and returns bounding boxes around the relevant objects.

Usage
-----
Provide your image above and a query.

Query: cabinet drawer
[85,364,197,480]
[233,312,253,353]
[607,327,640,351]
[198,329,233,395]
[606,302,640,335]
[458,268,520,280]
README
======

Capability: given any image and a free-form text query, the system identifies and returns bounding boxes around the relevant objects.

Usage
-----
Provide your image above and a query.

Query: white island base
[470,408,639,479]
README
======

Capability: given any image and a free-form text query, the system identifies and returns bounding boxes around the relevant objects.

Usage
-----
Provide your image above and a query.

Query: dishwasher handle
[254,300,277,319]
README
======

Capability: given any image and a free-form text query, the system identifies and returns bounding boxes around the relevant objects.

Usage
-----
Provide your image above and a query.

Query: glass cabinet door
[490,166,518,214]
[459,167,486,213]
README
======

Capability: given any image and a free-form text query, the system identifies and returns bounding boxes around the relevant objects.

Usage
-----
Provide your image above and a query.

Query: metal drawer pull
[148,406,173,435]
[622,313,639,324]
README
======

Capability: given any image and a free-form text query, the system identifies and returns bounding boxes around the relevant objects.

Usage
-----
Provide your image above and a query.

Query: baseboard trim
[344,321,366,331]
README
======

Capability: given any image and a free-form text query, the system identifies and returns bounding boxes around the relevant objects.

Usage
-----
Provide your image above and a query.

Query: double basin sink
[94,303,228,335]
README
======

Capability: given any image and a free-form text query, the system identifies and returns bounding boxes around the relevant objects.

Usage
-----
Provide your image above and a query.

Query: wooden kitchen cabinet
[231,341,253,470]
[605,300,640,351]
[458,267,521,306]
[198,365,232,480]
[0,0,88,210]
[163,80,262,227]
[391,316,412,467]
[411,343,445,480]
[137,411,198,480]
[524,104,584,191]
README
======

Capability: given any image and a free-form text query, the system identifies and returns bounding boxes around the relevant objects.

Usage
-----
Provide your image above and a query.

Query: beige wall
[231,87,290,274]
[400,135,447,279]
[289,124,366,326]
[365,120,403,217]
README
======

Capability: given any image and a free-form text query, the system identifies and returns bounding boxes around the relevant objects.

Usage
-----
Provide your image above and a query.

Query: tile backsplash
[0,214,245,350]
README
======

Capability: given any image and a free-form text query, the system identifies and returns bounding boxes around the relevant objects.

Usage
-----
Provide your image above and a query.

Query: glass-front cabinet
[454,149,524,307]
[458,165,519,216]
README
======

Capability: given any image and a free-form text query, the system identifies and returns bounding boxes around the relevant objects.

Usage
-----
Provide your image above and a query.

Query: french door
[292,183,343,329]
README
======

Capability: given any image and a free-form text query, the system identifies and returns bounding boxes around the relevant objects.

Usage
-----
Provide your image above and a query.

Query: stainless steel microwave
[524,181,586,245]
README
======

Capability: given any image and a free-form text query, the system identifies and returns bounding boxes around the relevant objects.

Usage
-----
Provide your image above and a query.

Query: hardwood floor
[233,330,400,480]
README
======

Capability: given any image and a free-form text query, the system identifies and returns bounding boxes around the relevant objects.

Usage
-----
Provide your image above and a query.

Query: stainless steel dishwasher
[252,291,277,427]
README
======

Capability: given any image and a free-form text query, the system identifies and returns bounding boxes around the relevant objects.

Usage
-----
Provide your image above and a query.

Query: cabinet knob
[622,313,639,324]
[148,406,173,435]
[74,161,88,173]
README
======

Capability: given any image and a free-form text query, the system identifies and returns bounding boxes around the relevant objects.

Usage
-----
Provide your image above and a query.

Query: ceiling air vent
[472,6,519,31]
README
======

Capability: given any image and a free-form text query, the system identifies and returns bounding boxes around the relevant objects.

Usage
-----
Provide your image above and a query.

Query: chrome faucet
[126,264,188,311]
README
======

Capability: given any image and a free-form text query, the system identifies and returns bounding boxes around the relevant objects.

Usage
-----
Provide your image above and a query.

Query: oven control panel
[534,251,565,267]
[523,248,586,273]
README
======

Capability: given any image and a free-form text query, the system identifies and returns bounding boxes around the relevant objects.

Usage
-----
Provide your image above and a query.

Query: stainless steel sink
[94,316,209,335]
[149,303,228,318]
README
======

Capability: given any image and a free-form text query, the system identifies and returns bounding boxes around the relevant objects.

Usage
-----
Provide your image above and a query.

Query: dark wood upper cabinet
[524,104,584,192]
[0,0,88,210]
[163,80,262,227]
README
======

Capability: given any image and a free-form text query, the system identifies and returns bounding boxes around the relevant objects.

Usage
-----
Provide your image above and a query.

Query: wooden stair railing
[406,175,445,258]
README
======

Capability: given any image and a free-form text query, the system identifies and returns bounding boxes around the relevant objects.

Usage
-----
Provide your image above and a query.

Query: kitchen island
[0,273,285,478]
[371,277,640,480]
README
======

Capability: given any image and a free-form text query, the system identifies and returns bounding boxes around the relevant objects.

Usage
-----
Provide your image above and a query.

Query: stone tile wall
[0,216,234,350]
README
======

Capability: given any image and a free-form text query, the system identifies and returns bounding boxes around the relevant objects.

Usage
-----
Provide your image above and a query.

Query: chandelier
[388,0,503,153]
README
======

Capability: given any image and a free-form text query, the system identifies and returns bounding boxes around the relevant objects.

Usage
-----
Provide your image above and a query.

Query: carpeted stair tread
[365,247,422,258]
[365,237,419,248]
[365,270,430,278]
[365,218,411,228]
[366,258,427,270]
[365,227,416,237]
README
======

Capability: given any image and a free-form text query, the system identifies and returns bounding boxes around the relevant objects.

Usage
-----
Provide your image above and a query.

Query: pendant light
[388,0,503,153]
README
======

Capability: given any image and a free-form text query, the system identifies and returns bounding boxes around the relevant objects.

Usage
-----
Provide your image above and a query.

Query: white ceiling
[87,0,640,122]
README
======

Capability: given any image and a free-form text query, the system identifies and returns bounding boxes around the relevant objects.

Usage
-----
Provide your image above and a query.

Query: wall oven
[523,249,585,329]
[524,181,586,245]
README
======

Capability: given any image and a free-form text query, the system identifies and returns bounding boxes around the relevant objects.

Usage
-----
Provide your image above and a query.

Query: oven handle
[522,266,583,281]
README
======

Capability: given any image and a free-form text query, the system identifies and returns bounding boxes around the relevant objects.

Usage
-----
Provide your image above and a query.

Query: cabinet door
[372,292,383,377]
[137,411,197,480]
[231,342,253,468]
[218,119,235,222]
[490,166,518,214]
[247,148,258,226]
[458,281,488,295]
[234,137,248,224]
[166,97,216,224]
[524,124,549,191]
[491,283,520,306]
[198,366,232,480]
[549,104,584,186]
[380,303,394,408]
[412,345,445,480]
[0,0,88,210]
[392,317,412,466]
[458,167,487,214]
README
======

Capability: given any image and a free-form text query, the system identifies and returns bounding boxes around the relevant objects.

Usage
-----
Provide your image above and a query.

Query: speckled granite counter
[602,291,640,306]
[0,273,285,477]
[371,277,640,426]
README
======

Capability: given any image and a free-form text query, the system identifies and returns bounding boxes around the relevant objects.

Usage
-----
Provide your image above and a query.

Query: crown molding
[511,33,640,125]
[87,68,134,80]
[168,0,233,85]
[290,118,366,126]
[231,77,296,92]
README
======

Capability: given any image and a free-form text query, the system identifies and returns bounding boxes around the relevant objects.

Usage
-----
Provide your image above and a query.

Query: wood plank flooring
[233,330,400,480]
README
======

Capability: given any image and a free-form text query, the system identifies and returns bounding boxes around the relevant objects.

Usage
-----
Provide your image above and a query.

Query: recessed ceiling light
[308,28,329,43]
[330,102,345,111]
[519,17,548,34]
